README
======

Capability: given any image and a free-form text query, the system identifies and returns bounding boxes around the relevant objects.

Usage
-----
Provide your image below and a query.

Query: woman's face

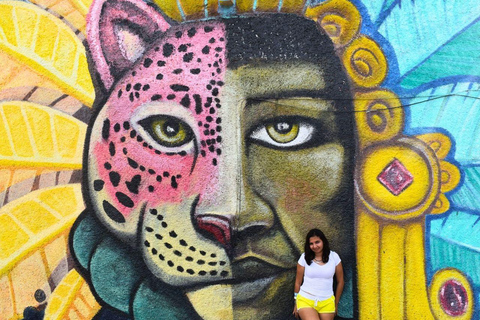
[309,236,324,254]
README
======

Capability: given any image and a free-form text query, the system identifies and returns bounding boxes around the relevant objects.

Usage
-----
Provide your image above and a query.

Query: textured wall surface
[0,0,479,319]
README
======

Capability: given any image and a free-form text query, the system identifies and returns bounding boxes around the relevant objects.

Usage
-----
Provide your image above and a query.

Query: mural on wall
[0,0,478,319]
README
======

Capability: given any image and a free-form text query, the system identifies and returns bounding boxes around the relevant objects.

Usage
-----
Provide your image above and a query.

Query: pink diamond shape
[377,159,413,196]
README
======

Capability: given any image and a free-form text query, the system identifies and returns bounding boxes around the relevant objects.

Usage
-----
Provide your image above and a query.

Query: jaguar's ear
[87,0,171,92]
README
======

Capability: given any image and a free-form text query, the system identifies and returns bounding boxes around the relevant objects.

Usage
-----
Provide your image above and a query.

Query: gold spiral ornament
[305,0,361,47]
[354,89,404,148]
[343,35,388,88]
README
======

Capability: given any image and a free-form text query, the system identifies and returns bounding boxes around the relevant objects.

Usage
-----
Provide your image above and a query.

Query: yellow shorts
[296,294,335,313]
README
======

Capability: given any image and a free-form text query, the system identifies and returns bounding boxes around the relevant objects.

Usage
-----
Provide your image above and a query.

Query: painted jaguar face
[83,0,355,318]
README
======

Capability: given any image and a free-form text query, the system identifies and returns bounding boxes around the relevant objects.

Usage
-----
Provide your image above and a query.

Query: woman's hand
[293,304,299,319]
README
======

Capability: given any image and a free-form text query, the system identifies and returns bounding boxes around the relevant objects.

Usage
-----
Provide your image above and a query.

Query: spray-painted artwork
[0,0,479,319]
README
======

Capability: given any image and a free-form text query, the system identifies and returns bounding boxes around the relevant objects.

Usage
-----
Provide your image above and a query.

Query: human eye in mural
[1,0,479,319]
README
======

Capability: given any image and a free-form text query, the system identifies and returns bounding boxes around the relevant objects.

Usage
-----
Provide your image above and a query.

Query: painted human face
[309,236,324,255]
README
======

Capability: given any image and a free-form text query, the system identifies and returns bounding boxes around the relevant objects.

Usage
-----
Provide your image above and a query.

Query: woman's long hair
[304,229,331,265]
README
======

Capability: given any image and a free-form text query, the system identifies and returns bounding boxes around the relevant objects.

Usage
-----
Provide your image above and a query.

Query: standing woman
[293,229,344,320]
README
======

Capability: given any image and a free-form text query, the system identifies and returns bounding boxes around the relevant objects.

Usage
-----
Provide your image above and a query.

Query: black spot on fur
[104,162,112,170]
[180,239,188,246]
[126,175,141,194]
[169,231,177,237]
[163,171,170,177]
[173,69,183,74]
[163,43,174,57]
[167,94,176,100]
[102,119,110,139]
[202,46,210,54]
[151,94,162,101]
[109,141,116,156]
[171,84,190,92]
[187,27,197,37]
[204,26,213,32]
[197,260,205,265]
[93,180,104,191]
[187,269,195,274]
[156,73,164,80]
[190,68,201,74]
[177,266,184,272]
[123,121,130,130]
[210,271,218,276]
[134,83,142,90]
[118,90,122,98]
[199,271,207,276]
[109,171,120,186]
[129,92,134,102]
[128,158,139,169]
[157,60,166,67]
[103,200,125,223]
[174,250,182,256]
[143,84,150,91]
[209,37,215,43]
[220,271,228,276]
[175,31,183,38]
[215,47,223,52]
[126,84,131,91]
[130,130,136,138]
[156,175,162,182]
[116,192,134,208]
[143,58,153,68]
[180,94,191,108]
[167,260,174,267]
[183,52,194,62]
[178,44,188,52]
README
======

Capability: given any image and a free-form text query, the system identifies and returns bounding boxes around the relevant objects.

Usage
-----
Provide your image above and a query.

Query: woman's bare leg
[298,308,320,320]
[318,312,335,320]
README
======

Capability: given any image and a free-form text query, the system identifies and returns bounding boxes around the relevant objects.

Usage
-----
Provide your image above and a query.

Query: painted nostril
[195,214,231,246]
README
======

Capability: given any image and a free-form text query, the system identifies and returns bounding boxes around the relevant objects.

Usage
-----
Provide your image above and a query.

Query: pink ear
[87,0,171,91]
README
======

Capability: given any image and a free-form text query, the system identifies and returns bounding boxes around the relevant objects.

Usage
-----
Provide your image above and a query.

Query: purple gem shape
[377,159,413,196]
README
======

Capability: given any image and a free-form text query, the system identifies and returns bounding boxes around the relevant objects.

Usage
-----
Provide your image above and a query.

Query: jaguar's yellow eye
[141,116,193,148]
[266,121,299,143]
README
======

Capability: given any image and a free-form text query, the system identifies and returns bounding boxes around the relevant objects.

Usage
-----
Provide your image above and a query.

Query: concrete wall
[0,0,479,319]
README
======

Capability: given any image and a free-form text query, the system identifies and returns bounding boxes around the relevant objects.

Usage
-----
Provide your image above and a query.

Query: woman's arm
[293,263,305,318]
[334,262,345,314]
